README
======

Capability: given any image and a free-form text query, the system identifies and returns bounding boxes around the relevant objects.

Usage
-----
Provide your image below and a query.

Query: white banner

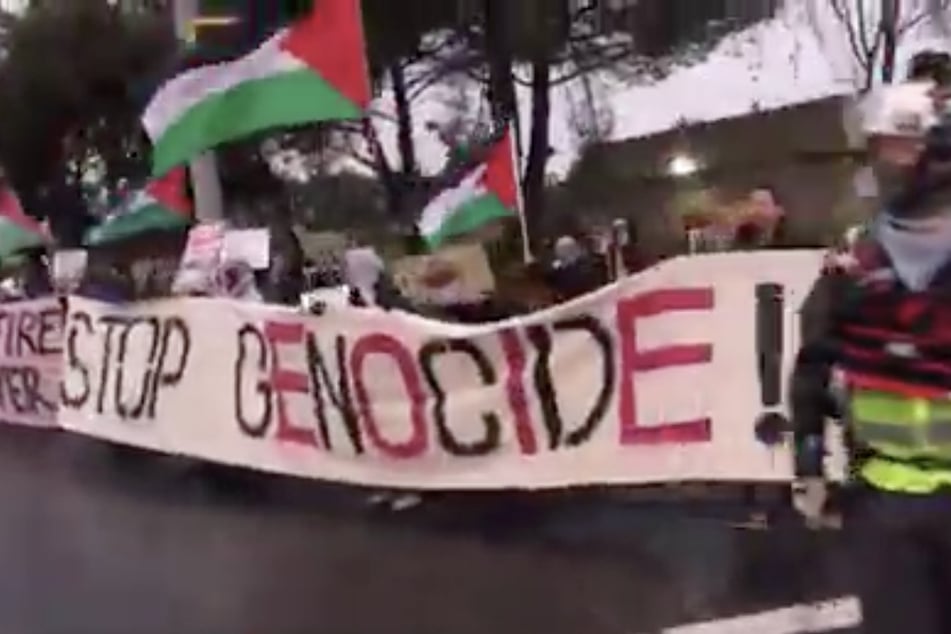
[0,298,63,428]
[58,252,834,489]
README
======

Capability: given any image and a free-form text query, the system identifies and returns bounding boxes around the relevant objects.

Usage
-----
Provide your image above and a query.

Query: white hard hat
[862,81,941,138]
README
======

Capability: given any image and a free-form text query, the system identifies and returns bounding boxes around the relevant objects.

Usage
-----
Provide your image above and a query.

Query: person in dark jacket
[546,236,603,302]
[344,247,413,312]
[20,249,52,299]
[343,247,422,512]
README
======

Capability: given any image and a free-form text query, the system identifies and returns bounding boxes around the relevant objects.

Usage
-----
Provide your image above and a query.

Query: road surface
[0,426,859,634]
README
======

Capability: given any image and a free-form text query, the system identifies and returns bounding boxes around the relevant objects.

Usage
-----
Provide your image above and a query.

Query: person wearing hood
[546,236,603,302]
[344,247,412,311]
[19,249,52,299]
[344,246,421,512]
[790,54,951,633]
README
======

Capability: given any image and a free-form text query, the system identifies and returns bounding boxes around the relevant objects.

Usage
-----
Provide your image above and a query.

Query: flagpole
[173,0,225,224]
[508,120,532,264]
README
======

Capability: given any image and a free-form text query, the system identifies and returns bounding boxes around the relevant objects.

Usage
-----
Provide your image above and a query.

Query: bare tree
[823,0,951,91]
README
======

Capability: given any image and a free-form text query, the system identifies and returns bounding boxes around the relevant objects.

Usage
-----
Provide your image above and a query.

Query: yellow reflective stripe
[852,419,951,441]
[851,391,951,493]
[852,391,932,424]
[851,389,951,454]
[854,420,917,445]
[861,458,951,494]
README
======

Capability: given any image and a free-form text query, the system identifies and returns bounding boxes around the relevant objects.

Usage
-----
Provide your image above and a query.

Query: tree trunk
[881,0,899,84]
[483,0,517,124]
[389,63,417,176]
[523,54,551,252]
[362,120,403,216]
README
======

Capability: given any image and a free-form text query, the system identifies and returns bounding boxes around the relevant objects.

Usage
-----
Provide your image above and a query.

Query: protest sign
[0,298,62,428]
[172,222,225,295]
[391,243,495,306]
[52,250,88,294]
[58,251,835,489]
[223,228,270,270]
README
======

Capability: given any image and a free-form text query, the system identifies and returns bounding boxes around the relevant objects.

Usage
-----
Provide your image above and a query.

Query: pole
[172,0,225,223]
[508,122,532,264]
[881,0,899,84]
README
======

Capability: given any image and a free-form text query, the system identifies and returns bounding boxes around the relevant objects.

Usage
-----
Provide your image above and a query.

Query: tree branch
[898,0,951,35]
[830,0,870,74]
[855,0,874,59]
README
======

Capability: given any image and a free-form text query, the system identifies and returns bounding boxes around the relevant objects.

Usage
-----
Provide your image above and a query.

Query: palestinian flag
[143,0,371,176]
[0,188,49,258]
[85,168,192,246]
[418,127,521,249]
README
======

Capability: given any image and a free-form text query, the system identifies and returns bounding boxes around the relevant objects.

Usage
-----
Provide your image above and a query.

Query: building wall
[562,96,869,255]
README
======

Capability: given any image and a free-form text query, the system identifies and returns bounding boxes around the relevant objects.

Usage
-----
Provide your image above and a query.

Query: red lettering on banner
[265,321,317,448]
[499,329,538,455]
[351,334,428,459]
[616,288,714,445]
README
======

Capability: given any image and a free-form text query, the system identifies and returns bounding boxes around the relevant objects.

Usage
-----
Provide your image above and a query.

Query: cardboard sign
[172,223,225,295]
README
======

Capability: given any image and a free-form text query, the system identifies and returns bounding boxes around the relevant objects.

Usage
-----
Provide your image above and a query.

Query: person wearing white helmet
[790,50,951,633]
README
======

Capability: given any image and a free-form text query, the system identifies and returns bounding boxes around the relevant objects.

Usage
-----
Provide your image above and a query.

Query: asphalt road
[0,426,858,634]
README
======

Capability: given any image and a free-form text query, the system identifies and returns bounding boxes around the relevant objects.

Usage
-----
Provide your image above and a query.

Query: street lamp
[667,154,699,177]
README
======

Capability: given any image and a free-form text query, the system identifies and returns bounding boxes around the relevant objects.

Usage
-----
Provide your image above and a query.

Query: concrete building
[560,95,868,254]
[0,0,27,15]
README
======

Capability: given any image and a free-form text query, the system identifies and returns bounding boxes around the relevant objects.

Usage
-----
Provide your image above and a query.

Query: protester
[215,259,264,302]
[263,226,305,306]
[609,219,653,277]
[18,249,52,298]
[344,247,413,312]
[546,235,602,302]
[344,246,422,512]
[732,221,765,250]
[78,257,135,303]
[791,57,951,632]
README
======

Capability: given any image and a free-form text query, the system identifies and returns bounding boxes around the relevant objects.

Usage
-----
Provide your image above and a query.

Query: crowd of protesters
[0,181,794,515]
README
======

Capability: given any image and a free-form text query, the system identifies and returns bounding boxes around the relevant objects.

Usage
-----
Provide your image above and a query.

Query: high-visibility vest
[849,382,951,492]
[851,388,951,459]
[830,231,951,492]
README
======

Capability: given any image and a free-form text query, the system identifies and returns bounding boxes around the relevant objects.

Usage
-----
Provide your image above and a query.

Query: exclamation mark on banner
[754,283,790,445]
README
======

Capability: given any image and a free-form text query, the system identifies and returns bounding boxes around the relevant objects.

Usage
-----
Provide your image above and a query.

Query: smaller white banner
[0,298,63,428]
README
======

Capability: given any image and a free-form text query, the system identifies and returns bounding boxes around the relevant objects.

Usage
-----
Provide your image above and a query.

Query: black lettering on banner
[95,316,124,414]
[527,325,561,450]
[306,334,363,454]
[0,366,53,415]
[0,365,25,414]
[38,307,64,356]
[553,316,614,447]
[235,324,272,438]
[83,314,192,420]
[754,283,790,445]
[61,311,93,409]
[0,311,10,357]
[527,315,615,450]
[15,310,38,356]
[419,338,501,457]
[23,365,54,413]
[113,317,161,420]
[145,317,190,419]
